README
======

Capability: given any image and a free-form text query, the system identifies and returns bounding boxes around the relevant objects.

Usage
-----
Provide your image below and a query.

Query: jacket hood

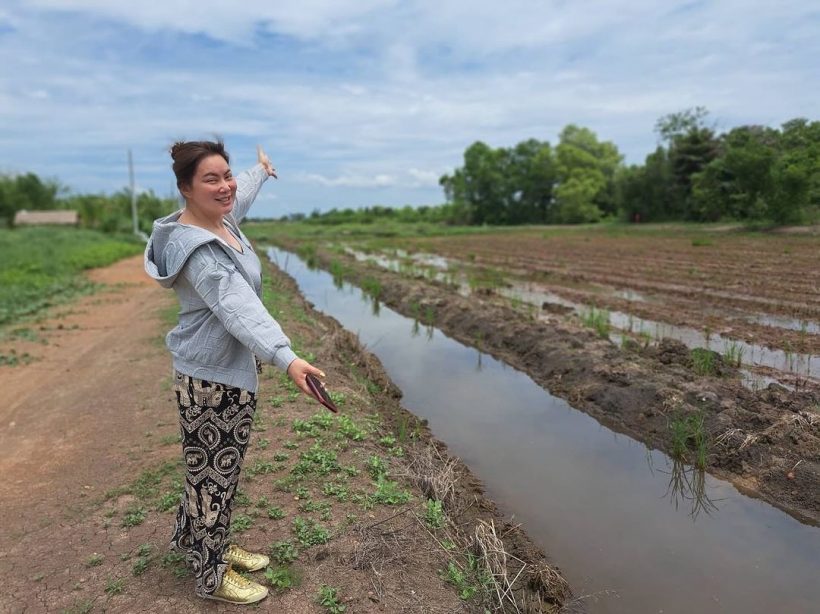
[144,210,229,288]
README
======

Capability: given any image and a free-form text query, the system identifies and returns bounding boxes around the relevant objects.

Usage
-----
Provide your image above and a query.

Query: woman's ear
[179,183,191,201]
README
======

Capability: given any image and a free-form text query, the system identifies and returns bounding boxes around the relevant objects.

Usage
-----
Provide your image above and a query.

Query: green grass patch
[690,348,718,376]
[668,410,709,469]
[0,227,143,326]
[580,306,611,338]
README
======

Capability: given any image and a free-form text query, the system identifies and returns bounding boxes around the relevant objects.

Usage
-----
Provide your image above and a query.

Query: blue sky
[1,1,817,218]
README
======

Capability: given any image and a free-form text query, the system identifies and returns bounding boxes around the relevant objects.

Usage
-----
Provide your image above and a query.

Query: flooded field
[341,225,819,389]
[268,246,820,614]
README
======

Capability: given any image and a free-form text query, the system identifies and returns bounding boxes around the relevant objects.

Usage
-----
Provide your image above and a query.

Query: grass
[668,410,709,469]
[690,348,718,376]
[723,341,745,367]
[0,227,143,326]
[580,306,611,338]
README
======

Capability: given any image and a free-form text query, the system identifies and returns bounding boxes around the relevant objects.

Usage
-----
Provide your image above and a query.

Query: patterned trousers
[170,371,256,597]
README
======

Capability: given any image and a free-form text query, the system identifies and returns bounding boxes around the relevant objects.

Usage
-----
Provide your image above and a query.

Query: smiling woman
[143,140,324,605]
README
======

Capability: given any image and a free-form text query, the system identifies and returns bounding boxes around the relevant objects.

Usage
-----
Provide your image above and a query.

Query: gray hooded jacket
[144,163,297,392]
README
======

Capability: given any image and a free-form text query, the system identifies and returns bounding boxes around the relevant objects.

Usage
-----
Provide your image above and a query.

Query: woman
[144,140,323,604]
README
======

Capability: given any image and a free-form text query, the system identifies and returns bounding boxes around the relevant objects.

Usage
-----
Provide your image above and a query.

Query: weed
[424,499,445,529]
[156,492,179,512]
[247,460,276,476]
[267,506,285,520]
[292,443,339,476]
[122,506,146,528]
[322,481,349,502]
[269,395,284,408]
[105,577,125,596]
[231,514,253,534]
[292,517,330,546]
[257,438,270,450]
[85,553,104,567]
[252,412,267,432]
[342,465,361,477]
[270,540,298,564]
[137,543,152,557]
[691,238,712,247]
[690,348,717,376]
[317,584,347,613]
[132,557,150,576]
[266,565,300,591]
[336,415,365,440]
[371,476,411,505]
[441,561,476,600]
[273,451,289,462]
[379,435,397,447]
[234,491,252,506]
[283,440,299,449]
[366,455,388,479]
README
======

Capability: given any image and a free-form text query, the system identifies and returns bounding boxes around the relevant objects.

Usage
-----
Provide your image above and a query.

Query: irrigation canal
[268,246,820,614]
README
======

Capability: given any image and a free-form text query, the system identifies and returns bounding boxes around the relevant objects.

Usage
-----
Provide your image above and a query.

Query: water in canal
[268,247,819,614]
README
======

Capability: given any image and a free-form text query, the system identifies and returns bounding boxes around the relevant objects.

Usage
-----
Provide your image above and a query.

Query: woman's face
[181,154,237,218]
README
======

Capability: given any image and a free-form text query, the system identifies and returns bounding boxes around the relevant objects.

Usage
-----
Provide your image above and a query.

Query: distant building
[13,209,79,226]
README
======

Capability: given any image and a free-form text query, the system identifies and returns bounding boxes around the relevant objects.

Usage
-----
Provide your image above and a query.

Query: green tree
[654,108,719,219]
[554,125,622,223]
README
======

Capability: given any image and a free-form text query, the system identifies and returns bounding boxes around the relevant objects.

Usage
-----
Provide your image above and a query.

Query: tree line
[302,108,818,226]
[0,173,177,232]
[439,108,818,225]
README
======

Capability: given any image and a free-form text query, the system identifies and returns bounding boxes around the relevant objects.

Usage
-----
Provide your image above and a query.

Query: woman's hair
[170,140,230,190]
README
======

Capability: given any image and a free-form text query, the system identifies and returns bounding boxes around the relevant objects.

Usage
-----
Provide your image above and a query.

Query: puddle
[268,247,820,614]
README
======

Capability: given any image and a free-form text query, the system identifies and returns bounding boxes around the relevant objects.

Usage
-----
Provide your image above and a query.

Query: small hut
[13,209,79,227]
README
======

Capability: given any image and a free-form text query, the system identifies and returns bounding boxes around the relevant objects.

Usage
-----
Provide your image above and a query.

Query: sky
[0,1,817,218]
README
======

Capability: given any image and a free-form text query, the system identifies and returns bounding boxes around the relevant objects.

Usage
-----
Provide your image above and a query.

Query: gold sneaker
[225,544,270,572]
[209,568,269,604]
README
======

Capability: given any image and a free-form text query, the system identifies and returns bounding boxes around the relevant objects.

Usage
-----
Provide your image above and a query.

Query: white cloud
[0,0,817,214]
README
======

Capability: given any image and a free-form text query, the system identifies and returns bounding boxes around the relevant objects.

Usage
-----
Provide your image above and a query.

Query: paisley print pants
[170,372,256,597]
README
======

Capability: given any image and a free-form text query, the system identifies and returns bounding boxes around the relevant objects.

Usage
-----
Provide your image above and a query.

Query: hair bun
[170,141,186,161]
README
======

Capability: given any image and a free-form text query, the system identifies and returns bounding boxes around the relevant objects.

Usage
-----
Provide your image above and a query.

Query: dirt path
[0,255,564,613]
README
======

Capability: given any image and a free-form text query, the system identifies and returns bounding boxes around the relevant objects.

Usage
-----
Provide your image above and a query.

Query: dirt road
[0,255,563,613]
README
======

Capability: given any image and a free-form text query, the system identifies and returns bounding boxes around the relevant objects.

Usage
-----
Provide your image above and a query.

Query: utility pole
[128,149,148,241]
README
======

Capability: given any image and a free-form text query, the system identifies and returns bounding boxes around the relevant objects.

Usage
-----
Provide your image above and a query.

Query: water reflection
[341,246,818,383]
[267,245,820,614]
[647,453,721,520]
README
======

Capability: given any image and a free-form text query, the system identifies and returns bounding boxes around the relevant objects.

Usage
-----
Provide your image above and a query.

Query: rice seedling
[580,307,610,338]
[723,341,744,367]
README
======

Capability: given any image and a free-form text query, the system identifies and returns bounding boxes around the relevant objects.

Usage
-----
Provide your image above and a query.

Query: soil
[282,238,820,527]
[401,228,820,356]
[0,255,567,613]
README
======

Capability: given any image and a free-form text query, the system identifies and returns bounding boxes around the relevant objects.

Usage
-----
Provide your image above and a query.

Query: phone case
[305,373,338,413]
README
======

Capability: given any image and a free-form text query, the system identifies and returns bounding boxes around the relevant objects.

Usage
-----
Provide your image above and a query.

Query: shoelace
[227,545,252,560]
[225,570,252,588]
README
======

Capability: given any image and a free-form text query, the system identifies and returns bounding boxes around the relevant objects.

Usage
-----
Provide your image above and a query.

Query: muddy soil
[284,240,820,526]
[398,230,820,356]
[0,255,567,613]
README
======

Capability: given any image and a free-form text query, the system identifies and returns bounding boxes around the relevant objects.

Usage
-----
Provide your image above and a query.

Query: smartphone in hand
[305,373,338,413]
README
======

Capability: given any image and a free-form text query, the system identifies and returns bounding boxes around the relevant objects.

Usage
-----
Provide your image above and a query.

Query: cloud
[0,1,817,215]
